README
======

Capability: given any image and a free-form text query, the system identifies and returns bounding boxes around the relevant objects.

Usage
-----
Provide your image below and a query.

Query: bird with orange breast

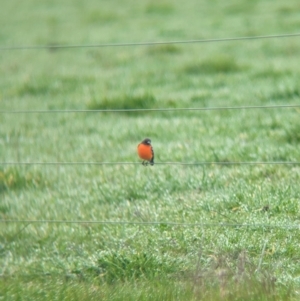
[137,138,154,166]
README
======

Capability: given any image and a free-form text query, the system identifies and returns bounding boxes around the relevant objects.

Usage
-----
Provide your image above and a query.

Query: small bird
[137,138,154,166]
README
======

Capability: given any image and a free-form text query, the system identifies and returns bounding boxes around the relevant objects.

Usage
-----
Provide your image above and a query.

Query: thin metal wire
[1,161,300,166]
[0,104,300,114]
[1,219,299,229]
[1,32,300,51]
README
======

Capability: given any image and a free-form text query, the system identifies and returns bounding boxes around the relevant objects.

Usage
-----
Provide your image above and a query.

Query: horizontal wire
[1,32,300,51]
[1,161,300,166]
[1,219,299,230]
[1,104,300,114]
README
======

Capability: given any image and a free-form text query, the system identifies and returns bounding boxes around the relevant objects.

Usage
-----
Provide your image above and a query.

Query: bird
[137,138,154,166]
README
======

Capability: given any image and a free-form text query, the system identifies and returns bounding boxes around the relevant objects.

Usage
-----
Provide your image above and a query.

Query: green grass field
[1,0,300,300]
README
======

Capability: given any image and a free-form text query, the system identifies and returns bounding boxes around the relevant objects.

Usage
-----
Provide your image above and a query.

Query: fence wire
[1,32,300,51]
[1,219,299,230]
[1,161,300,166]
[0,104,299,114]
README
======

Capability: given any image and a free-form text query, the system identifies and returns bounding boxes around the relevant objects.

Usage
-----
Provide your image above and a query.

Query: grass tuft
[0,167,46,194]
[269,87,300,101]
[96,250,178,283]
[282,124,300,144]
[14,79,53,97]
[146,44,180,55]
[253,68,292,79]
[83,10,118,24]
[87,92,157,112]
[145,2,174,15]
[11,76,92,98]
[183,55,244,75]
[187,250,284,301]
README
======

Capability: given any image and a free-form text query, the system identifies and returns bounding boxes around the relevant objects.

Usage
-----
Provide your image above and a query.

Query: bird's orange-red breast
[137,138,154,165]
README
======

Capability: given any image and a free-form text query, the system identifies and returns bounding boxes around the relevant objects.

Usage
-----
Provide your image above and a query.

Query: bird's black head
[141,138,151,145]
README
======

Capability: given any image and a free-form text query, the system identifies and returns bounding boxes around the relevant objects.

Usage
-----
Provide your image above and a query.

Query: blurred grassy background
[1,0,300,300]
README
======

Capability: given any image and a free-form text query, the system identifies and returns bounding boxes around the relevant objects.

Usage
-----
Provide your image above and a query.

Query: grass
[1,0,300,300]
